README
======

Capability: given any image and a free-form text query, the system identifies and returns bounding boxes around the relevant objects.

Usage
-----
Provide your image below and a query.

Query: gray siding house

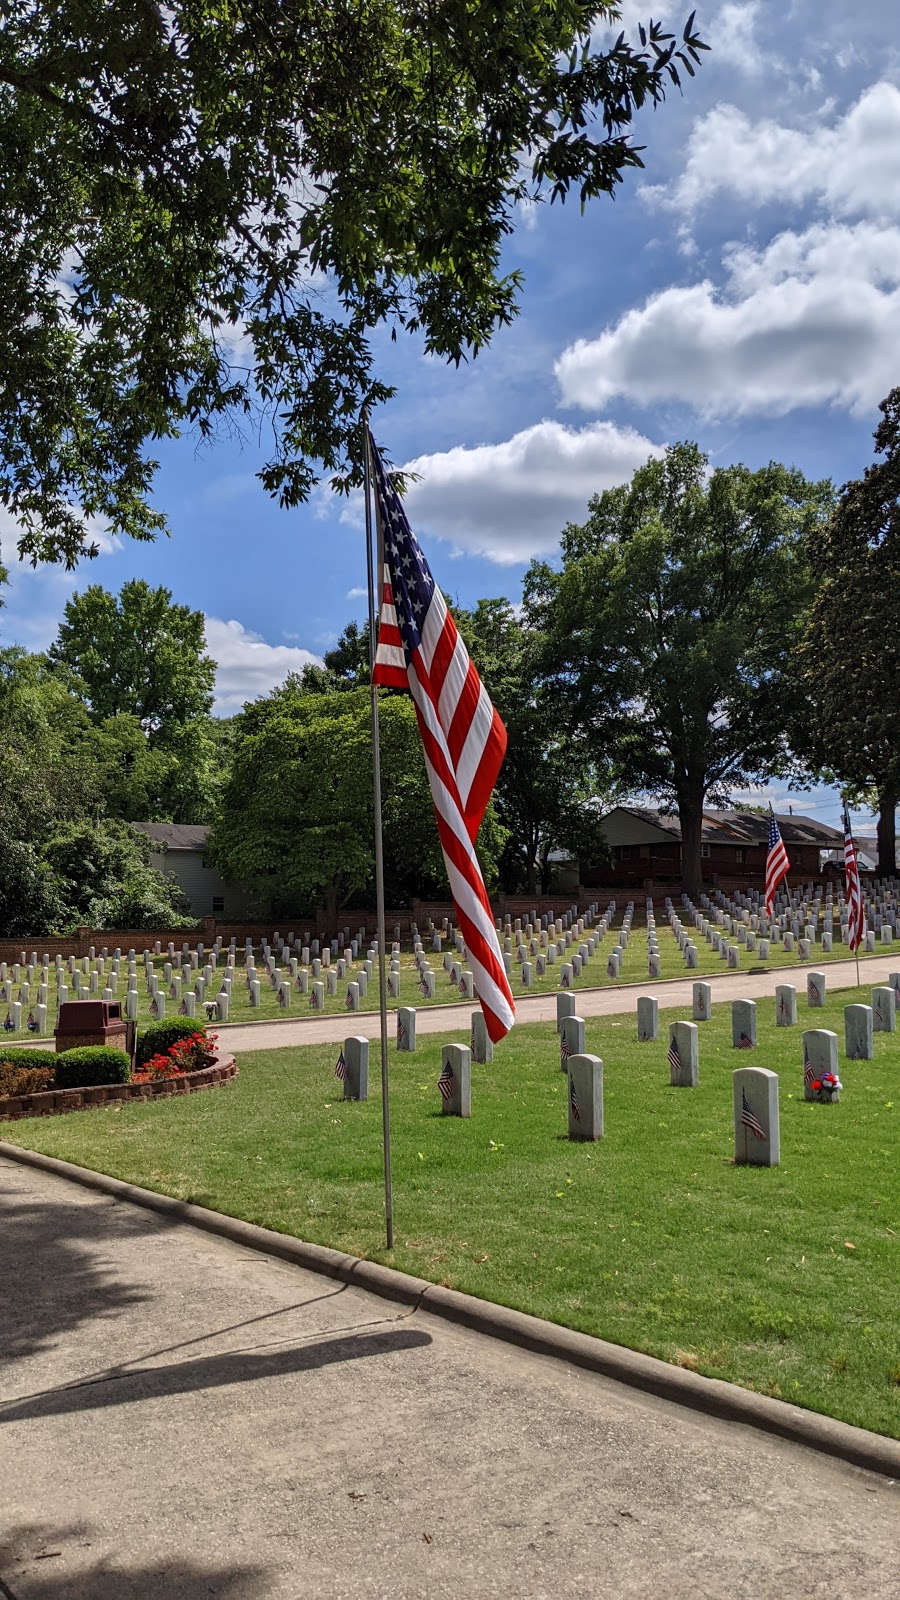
[134,824,255,919]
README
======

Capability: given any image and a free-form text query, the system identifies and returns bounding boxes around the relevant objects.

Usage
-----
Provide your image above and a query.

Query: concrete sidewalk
[1,1161,898,1599]
[221,953,900,1053]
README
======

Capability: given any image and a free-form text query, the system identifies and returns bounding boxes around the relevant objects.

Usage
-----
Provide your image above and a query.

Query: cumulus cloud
[400,420,664,564]
[644,82,900,219]
[555,220,900,419]
[204,617,321,715]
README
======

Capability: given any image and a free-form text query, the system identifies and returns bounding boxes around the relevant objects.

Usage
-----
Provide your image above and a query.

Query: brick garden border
[0,1052,237,1122]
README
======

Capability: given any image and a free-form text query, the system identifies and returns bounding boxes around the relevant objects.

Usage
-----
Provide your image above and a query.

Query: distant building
[133,824,255,918]
[590,806,844,887]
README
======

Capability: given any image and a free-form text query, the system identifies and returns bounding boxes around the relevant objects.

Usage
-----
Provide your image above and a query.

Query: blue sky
[3,0,898,834]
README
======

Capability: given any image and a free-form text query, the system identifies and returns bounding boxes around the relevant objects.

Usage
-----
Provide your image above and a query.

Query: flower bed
[0,1032,236,1122]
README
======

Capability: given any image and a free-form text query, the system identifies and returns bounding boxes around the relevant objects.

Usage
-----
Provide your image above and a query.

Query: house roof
[134,823,210,852]
[602,806,843,846]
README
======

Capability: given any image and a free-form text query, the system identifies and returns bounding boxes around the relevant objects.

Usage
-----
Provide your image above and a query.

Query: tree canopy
[798,388,900,875]
[0,2,706,564]
[527,444,833,895]
[454,598,608,892]
[210,684,504,919]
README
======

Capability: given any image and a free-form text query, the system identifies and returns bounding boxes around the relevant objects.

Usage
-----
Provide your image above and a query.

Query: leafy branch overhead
[0,3,706,564]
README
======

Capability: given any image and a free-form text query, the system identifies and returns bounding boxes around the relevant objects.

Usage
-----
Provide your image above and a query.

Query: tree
[210,685,503,919]
[797,390,900,877]
[0,4,707,564]
[528,445,833,896]
[43,819,193,931]
[0,647,100,846]
[50,580,215,734]
[0,838,61,938]
[454,599,608,892]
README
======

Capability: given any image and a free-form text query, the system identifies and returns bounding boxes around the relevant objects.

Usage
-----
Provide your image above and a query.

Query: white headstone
[733,1067,779,1166]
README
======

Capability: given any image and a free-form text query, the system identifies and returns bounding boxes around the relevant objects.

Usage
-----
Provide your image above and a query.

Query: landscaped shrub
[0,1048,58,1073]
[0,1061,54,1097]
[55,1046,131,1089]
[136,1019,207,1067]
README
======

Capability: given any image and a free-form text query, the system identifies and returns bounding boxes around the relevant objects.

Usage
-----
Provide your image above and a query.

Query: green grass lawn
[5,917,893,1040]
[5,980,898,1439]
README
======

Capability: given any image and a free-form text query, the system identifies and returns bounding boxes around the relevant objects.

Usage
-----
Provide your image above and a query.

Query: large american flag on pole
[843,804,866,952]
[369,430,515,1041]
[764,808,790,917]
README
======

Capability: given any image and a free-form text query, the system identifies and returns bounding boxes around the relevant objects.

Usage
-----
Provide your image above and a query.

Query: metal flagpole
[362,411,394,1250]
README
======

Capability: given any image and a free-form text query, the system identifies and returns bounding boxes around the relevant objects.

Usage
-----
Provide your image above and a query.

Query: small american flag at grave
[3,1012,13,1032]
[178,999,187,1016]
[27,1011,37,1032]
[738,1031,753,1049]
[741,1090,766,1141]
[310,989,320,1009]
[667,1036,681,1075]
[149,996,160,1019]
[569,1078,581,1123]
[397,1014,406,1047]
[278,987,288,1008]
[560,1034,571,1061]
[803,1049,815,1090]
[438,1061,454,1101]
[334,1050,347,1082]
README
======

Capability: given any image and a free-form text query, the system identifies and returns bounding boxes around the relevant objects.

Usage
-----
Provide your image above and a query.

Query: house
[133,824,256,918]
[590,806,844,887]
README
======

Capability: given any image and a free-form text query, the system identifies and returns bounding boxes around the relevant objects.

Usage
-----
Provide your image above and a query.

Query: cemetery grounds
[1,904,889,1041]
[5,978,898,1443]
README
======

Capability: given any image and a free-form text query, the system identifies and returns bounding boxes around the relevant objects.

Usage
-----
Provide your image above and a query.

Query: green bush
[0,1048,58,1072]
[136,1019,206,1066]
[55,1046,131,1089]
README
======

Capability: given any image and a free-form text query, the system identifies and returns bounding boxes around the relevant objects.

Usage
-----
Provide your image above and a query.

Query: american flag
[765,810,790,916]
[438,1060,454,1101]
[397,1014,406,1048]
[607,957,617,978]
[738,1031,753,1049]
[369,431,514,1044]
[803,1048,815,1089]
[667,1034,681,1075]
[149,995,160,1020]
[3,1011,12,1032]
[569,1076,581,1123]
[178,998,187,1016]
[334,1049,347,1082]
[27,1010,37,1032]
[418,977,429,997]
[843,805,866,952]
[740,1089,766,1141]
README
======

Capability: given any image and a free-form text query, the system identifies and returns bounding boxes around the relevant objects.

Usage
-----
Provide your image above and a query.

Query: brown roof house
[591,806,844,888]
[133,824,256,919]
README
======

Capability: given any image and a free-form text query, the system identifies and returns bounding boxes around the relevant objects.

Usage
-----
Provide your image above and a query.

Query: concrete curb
[2,1141,898,1481]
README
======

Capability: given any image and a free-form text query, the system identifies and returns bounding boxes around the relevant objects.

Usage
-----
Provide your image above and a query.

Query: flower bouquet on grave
[808,1071,842,1104]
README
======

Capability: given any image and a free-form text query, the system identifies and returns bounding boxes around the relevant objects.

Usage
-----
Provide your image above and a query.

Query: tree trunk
[876,785,897,878]
[678,795,705,898]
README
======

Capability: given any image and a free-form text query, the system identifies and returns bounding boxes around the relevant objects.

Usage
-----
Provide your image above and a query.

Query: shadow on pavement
[0,1190,151,1366]
[0,1326,432,1425]
[1,1523,272,1599]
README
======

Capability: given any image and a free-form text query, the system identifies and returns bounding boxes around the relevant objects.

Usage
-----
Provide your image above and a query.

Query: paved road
[221,953,900,1053]
[1,1159,897,1599]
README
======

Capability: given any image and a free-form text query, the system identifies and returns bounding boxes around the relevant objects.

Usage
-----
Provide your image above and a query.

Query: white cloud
[644,82,900,219]
[204,617,321,715]
[400,420,664,564]
[555,220,900,419]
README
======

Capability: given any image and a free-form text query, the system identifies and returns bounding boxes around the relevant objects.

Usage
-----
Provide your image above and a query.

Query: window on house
[212,896,225,914]
[700,843,711,858]
[735,848,745,864]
